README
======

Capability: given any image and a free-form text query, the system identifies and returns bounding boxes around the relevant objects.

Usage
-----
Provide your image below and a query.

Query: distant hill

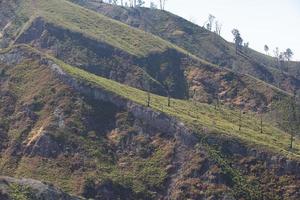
[69,0,300,93]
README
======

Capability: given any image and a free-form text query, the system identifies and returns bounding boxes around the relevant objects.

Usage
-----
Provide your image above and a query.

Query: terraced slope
[71,0,300,93]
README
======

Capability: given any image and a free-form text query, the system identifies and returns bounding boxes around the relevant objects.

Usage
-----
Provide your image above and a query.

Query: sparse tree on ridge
[206,14,215,31]
[159,0,167,10]
[274,47,280,65]
[232,29,243,54]
[150,1,158,9]
[284,48,293,72]
[215,21,222,35]
[264,45,269,55]
[284,48,293,61]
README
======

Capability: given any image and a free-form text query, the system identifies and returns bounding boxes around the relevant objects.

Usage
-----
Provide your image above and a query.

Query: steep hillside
[71,0,300,93]
[0,45,299,199]
[0,1,300,199]
[0,0,293,114]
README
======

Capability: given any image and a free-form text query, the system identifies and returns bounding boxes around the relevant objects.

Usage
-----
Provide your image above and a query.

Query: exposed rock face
[0,176,82,200]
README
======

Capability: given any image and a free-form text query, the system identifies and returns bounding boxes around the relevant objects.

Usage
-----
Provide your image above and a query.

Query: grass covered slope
[1,45,299,199]
[51,48,300,158]
[13,0,196,58]
[74,1,300,92]
[4,0,294,113]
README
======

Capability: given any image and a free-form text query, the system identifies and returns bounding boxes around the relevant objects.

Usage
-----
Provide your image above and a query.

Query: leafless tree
[215,21,222,35]
[159,0,167,10]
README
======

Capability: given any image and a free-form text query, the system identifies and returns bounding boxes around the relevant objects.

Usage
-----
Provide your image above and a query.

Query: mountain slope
[0,0,293,114]
[0,1,300,199]
[71,0,300,93]
[1,44,300,199]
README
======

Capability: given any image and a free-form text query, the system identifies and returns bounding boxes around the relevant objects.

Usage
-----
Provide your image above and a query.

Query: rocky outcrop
[0,176,82,200]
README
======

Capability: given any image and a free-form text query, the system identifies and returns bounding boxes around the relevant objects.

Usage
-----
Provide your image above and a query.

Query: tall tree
[206,14,215,31]
[273,47,280,65]
[159,0,167,10]
[215,21,222,35]
[232,29,243,54]
[283,48,293,72]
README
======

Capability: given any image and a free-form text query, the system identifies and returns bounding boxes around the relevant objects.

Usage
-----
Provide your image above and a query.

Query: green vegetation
[14,0,198,58]
[51,53,300,158]
[203,143,264,200]
[76,2,299,91]
[9,183,35,200]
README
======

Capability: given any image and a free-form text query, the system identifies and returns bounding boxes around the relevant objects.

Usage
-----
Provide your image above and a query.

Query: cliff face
[1,46,299,199]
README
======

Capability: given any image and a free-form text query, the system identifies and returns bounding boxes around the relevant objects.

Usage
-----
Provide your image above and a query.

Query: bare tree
[273,47,280,65]
[215,21,222,35]
[143,71,151,107]
[159,0,167,10]
[206,14,215,31]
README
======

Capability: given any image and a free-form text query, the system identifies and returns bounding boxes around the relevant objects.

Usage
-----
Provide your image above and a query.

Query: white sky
[143,0,300,61]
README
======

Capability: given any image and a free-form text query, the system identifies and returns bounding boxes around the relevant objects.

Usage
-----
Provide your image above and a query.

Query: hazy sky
[143,0,300,61]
